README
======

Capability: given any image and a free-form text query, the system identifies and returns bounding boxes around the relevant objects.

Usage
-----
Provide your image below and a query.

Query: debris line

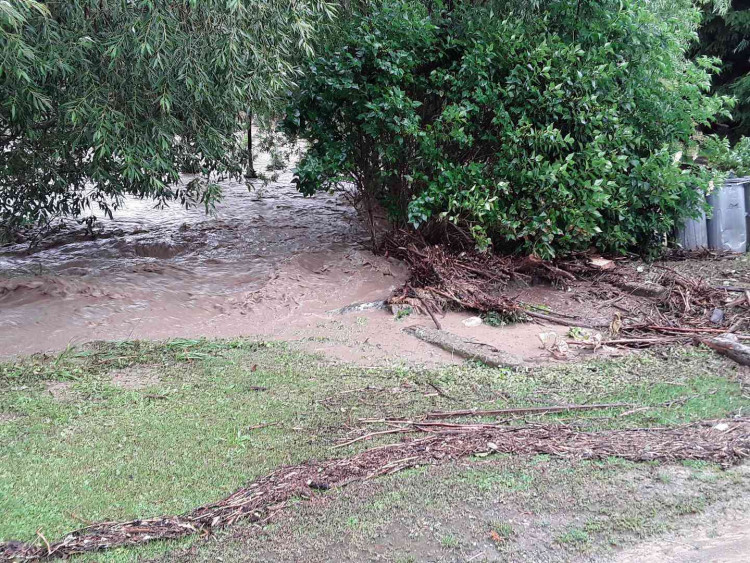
[2,419,748,560]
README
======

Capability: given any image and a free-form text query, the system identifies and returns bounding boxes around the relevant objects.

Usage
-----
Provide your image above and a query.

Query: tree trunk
[245,111,257,179]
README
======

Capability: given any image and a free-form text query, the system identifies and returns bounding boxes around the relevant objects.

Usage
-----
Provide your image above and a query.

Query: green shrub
[700,134,750,175]
[284,0,730,257]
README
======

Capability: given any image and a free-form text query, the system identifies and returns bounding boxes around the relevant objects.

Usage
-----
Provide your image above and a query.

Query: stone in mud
[710,308,725,325]
[462,316,483,327]
[404,325,524,368]
[616,281,669,299]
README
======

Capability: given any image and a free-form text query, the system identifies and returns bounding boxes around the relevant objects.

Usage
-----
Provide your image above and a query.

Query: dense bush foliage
[0,0,334,231]
[695,0,750,138]
[701,134,750,174]
[285,0,730,257]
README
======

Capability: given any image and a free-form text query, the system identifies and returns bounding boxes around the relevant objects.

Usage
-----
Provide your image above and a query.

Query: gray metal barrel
[676,207,708,250]
[707,176,748,253]
[742,176,750,247]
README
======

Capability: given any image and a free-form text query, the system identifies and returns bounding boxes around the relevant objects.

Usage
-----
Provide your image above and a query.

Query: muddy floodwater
[0,155,414,358]
[0,154,609,365]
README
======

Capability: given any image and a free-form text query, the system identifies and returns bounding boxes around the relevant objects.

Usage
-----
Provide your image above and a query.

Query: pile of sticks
[3,418,748,560]
[383,232,750,344]
[384,233,581,326]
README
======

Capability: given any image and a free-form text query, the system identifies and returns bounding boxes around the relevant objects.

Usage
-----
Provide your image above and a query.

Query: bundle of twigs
[3,418,748,560]
[383,231,750,341]
[578,263,749,336]
[383,232,573,321]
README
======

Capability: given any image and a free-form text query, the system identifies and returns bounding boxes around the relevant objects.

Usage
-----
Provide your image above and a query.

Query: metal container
[676,207,708,250]
[707,176,748,253]
[742,176,750,247]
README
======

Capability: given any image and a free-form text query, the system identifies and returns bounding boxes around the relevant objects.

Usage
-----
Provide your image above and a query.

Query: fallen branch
[697,334,750,366]
[417,295,443,330]
[404,325,524,368]
[646,326,729,335]
[332,427,411,449]
[568,337,683,348]
[525,310,609,329]
[247,422,279,431]
[3,419,748,560]
[422,403,632,420]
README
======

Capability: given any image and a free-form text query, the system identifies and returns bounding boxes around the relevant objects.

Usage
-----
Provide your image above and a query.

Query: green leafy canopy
[284,0,731,258]
[0,0,335,230]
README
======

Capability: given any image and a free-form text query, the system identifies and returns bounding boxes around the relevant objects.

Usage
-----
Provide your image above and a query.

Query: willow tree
[0,0,335,231]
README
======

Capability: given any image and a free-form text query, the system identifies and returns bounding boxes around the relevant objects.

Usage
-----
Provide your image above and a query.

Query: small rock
[714,423,730,431]
[589,256,615,270]
[710,308,725,325]
[463,316,483,327]
[487,442,499,450]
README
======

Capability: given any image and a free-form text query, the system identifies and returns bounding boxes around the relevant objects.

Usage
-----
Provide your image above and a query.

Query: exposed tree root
[3,419,749,560]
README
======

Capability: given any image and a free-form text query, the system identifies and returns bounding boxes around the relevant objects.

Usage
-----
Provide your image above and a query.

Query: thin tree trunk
[245,111,257,179]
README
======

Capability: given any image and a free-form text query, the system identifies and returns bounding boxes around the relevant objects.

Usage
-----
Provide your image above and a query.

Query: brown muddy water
[0,152,608,365]
[0,153,416,358]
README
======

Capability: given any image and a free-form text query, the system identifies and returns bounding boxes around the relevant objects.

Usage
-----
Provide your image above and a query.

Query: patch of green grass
[1,340,748,561]
[672,496,708,515]
[439,533,460,549]
[482,309,529,326]
[395,306,412,320]
[490,520,515,540]
[556,527,591,546]
[455,468,533,492]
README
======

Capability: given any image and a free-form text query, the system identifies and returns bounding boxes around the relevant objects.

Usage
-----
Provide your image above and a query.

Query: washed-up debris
[462,316,483,327]
[3,418,748,560]
[330,300,387,315]
[382,231,750,347]
[384,233,603,330]
[537,331,570,358]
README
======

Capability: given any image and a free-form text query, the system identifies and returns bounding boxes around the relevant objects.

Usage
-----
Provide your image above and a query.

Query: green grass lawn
[1,339,748,561]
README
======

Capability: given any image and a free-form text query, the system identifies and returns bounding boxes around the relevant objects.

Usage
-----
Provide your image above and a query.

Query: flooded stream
[0,155,407,357]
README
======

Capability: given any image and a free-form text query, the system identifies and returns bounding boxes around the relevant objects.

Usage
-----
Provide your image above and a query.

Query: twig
[713,285,750,292]
[426,381,457,402]
[35,529,51,556]
[423,403,632,420]
[417,296,443,330]
[333,427,411,449]
[247,422,279,431]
